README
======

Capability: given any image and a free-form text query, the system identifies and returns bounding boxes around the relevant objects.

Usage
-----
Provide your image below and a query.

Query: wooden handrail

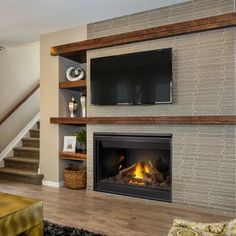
[0,83,40,125]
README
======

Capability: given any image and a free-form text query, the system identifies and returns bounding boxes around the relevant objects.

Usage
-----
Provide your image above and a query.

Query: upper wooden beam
[51,13,236,62]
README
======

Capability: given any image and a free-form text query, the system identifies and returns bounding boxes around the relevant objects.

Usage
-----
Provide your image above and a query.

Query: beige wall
[0,42,39,151]
[40,25,87,183]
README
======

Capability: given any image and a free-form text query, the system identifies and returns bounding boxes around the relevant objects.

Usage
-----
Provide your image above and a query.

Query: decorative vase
[80,142,86,153]
[68,97,77,117]
[80,91,86,117]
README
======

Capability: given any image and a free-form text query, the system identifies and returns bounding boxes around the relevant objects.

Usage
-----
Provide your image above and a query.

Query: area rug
[44,221,106,236]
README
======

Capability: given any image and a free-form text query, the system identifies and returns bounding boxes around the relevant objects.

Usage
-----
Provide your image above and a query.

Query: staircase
[0,122,44,185]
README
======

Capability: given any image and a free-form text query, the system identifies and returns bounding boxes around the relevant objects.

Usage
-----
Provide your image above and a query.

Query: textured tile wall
[88,0,234,39]
[87,28,235,116]
[87,124,235,214]
[86,0,236,214]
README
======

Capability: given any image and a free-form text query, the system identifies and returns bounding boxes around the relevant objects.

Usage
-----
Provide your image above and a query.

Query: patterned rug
[44,221,106,236]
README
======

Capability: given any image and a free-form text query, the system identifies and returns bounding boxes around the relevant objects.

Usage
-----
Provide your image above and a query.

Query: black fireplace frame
[93,132,172,202]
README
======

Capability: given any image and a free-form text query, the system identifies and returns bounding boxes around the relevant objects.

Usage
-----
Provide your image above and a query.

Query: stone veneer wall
[86,0,236,214]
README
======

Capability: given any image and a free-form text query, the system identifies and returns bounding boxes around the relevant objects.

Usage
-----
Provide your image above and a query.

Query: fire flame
[133,161,143,179]
[144,162,151,174]
[133,161,152,179]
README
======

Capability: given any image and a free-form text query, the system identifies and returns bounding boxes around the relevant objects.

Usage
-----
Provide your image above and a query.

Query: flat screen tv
[91,48,172,105]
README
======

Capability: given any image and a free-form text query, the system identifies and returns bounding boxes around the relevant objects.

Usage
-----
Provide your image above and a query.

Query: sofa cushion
[168,219,236,236]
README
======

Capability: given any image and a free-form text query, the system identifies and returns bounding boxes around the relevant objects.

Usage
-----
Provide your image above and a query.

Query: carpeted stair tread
[0,167,44,185]
[22,137,40,141]
[4,156,39,164]
[29,129,40,138]
[13,147,39,152]
[22,137,40,148]
[30,129,40,133]
[0,167,41,177]
[30,129,40,132]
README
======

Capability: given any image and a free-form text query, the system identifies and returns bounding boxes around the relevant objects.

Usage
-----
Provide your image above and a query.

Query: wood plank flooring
[0,180,231,236]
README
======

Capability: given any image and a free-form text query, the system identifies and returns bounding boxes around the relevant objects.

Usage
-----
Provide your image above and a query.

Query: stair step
[22,138,40,148]
[0,120,42,185]
[4,157,39,171]
[5,156,39,164]
[30,129,40,138]
[0,167,37,175]
[0,167,44,185]
[13,147,39,158]
[13,147,39,152]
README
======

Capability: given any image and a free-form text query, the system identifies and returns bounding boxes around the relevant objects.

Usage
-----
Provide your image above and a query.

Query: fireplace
[94,133,172,202]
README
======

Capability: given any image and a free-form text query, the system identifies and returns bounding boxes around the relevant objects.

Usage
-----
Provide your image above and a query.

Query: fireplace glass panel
[94,134,172,202]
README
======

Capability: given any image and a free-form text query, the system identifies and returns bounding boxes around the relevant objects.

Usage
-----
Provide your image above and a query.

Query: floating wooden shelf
[51,13,236,63]
[50,116,236,125]
[59,80,86,91]
[59,152,86,161]
[52,117,87,125]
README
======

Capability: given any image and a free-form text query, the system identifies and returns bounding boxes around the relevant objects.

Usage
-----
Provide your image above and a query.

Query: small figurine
[68,97,77,117]
[66,67,86,81]
[80,90,86,117]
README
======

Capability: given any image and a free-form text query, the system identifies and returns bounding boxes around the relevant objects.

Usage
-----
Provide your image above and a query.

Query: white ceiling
[0,0,189,46]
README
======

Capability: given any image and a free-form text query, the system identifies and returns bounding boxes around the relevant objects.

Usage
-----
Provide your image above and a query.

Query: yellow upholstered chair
[0,192,43,236]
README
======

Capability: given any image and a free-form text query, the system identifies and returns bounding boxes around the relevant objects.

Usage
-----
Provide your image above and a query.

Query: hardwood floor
[0,180,231,236]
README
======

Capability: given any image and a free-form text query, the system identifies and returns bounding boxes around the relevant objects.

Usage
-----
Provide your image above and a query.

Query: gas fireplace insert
[94,133,172,202]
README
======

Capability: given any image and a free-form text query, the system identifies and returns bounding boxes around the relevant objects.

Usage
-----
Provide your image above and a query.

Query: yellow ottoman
[0,192,43,236]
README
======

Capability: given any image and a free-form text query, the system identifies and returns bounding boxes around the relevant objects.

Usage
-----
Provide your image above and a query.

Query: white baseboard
[0,113,40,163]
[42,180,64,188]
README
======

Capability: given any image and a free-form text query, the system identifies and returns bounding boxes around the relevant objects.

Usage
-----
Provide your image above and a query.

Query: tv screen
[91,48,172,105]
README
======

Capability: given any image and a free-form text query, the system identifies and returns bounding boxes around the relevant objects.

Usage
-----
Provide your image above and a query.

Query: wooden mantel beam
[50,116,236,125]
[50,12,236,62]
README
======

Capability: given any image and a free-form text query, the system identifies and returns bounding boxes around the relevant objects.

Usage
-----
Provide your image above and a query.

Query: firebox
[94,133,172,202]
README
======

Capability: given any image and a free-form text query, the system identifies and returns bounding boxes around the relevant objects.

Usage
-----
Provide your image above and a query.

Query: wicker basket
[64,166,86,189]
